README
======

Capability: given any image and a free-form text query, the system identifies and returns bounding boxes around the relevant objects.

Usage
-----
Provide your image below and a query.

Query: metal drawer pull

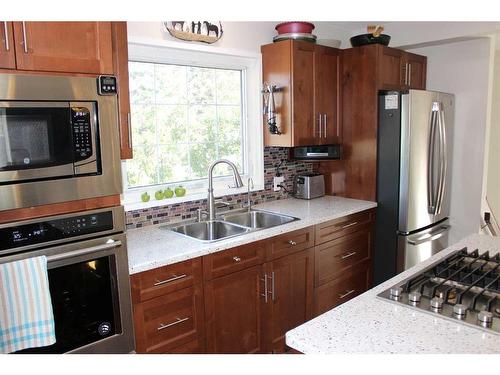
[340,251,357,260]
[157,317,189,331]
[21,21,28,53]
[3,22,9,51]
[288,240,297,246]
[341,221,358,229]
[338,289,356,299]
[232,256,241,262]
[153,274,187,286]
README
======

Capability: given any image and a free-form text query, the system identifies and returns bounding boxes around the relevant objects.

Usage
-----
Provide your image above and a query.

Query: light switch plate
[273,176,284,192]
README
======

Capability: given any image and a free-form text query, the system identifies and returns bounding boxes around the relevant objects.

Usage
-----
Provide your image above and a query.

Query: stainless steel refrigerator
[374,89,454,285]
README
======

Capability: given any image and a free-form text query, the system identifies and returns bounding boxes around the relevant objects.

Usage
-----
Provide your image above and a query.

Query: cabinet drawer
[315,229,372,286]
[314,260,370,316]
[268,226,314,260]
[134,284,204,353]
[315,209,374,245]
[168,338,205,354]
[203,241,267,280]
[131,258,202,303]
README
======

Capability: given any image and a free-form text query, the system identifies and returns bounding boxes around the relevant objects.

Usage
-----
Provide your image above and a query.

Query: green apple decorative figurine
[164,187,174,198]
[141,192,151,202]
[175,185,186,197]
[154,190,165,200]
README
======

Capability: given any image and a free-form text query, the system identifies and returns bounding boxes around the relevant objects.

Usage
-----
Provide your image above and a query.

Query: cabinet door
[111,22,133,159]
[314,46,340,144]
[406,52,427,89]
[291,41,315,146]
[267,248,314,353]
[204,265,267,353]
[0,22,15,69]
[377,46,405,90]
[12,22,113,74]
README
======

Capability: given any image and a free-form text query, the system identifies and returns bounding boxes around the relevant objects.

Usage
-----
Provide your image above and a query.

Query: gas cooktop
[378,248,500,335]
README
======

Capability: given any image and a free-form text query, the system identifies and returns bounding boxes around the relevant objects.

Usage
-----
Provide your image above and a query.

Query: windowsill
[123,183,264,212]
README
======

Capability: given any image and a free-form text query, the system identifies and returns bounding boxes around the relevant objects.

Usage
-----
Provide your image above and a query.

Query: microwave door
[0,102,74,184]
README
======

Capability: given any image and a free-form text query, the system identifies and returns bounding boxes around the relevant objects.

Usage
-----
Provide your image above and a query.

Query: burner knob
[390,287,403,298]
[477,311,493,327]
[453,304,467,319]
[408,291,421,304]
[430,297,444,311]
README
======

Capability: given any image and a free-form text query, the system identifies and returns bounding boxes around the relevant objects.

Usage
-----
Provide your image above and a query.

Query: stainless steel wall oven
[0,206,134,353]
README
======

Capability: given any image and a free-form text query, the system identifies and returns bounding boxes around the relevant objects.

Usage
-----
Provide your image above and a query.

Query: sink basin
[168,220,251,242]
[222,210,298,229]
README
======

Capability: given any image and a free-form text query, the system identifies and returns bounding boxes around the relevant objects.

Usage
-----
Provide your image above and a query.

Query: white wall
[409,38,493,244]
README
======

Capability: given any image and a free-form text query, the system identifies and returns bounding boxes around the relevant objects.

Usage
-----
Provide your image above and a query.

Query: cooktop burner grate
[378,248,500,335]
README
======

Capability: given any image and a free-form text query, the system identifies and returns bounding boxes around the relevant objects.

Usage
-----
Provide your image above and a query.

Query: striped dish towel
[0,256,56,353]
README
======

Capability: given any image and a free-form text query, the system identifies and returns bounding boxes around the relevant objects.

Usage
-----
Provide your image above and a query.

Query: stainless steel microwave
[0,74,122,211]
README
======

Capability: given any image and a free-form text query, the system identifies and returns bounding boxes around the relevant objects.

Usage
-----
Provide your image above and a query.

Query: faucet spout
[207,159,243,221]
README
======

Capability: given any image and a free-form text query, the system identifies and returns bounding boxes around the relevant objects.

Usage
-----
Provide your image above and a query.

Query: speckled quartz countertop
[126,196,376,275]
[286,233,500,354]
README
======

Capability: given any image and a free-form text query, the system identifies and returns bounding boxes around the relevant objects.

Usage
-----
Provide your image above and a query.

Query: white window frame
[122,42,264,211]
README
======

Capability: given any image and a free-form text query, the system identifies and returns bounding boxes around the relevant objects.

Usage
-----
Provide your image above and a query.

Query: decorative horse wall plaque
[164,21,223,44]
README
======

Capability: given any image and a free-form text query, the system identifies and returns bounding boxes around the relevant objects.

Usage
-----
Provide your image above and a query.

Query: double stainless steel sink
[163,209,299,243]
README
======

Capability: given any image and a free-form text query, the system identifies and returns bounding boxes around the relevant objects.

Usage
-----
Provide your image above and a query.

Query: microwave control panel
[98,75,117,95]
[71,107,93,161]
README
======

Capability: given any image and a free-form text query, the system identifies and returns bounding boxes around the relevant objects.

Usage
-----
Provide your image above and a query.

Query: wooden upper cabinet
[314,46,340,144]
[262,40,340,147]
[378,46,405,90]
[12,22,113,74]
[111,22,133,160]
[0,22,16,69]
[405,52,427,89]
[204,265,267,353]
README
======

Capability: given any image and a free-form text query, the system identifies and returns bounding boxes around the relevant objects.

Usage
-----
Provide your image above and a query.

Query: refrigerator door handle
[435,106,447,215]
[427,103,439,214]
[407,225,450,246]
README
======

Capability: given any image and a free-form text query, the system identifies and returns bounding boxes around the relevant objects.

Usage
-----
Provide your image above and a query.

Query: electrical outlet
[273,176,284,192]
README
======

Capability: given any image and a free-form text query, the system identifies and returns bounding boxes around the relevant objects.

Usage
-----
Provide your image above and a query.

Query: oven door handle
[46,240,122,263]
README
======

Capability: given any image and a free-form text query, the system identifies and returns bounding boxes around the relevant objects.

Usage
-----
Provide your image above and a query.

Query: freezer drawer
[396,220,450,272]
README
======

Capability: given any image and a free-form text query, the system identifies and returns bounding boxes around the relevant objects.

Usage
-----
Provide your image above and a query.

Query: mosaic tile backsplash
[125,147,314,229]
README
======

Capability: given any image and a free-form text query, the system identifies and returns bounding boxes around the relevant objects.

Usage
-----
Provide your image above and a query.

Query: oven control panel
[71,107,93,161]
[0,211,113,251]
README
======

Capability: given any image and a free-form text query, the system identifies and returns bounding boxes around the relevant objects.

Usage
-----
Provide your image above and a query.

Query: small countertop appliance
[293,173,325,200]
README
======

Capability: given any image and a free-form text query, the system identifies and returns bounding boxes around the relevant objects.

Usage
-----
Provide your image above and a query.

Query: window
[122,44,263,209]
[125,62,245,188]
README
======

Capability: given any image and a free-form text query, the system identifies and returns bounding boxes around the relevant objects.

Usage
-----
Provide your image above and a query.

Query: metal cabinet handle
[318,114,322,138]
[338,289,356,299]
[153,274,187,286]
[270,271,275,301]
[21,21,28,53]
[340,251,357,260]
[404,62,409,85]
[323,114,327,138]
[127,113,133,148]
[157,317,189,331]
[260,275,268,303]
[288,240,297,246]
[341,221,358,229]
[2,22,9,51]
[408,64,412,87]
[232,256,241,262]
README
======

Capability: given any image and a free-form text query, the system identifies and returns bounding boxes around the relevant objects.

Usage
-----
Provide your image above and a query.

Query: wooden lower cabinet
[267,249,314,353]
[314,259,371,316]
[133,284,205,354]
[204,265,266,353]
